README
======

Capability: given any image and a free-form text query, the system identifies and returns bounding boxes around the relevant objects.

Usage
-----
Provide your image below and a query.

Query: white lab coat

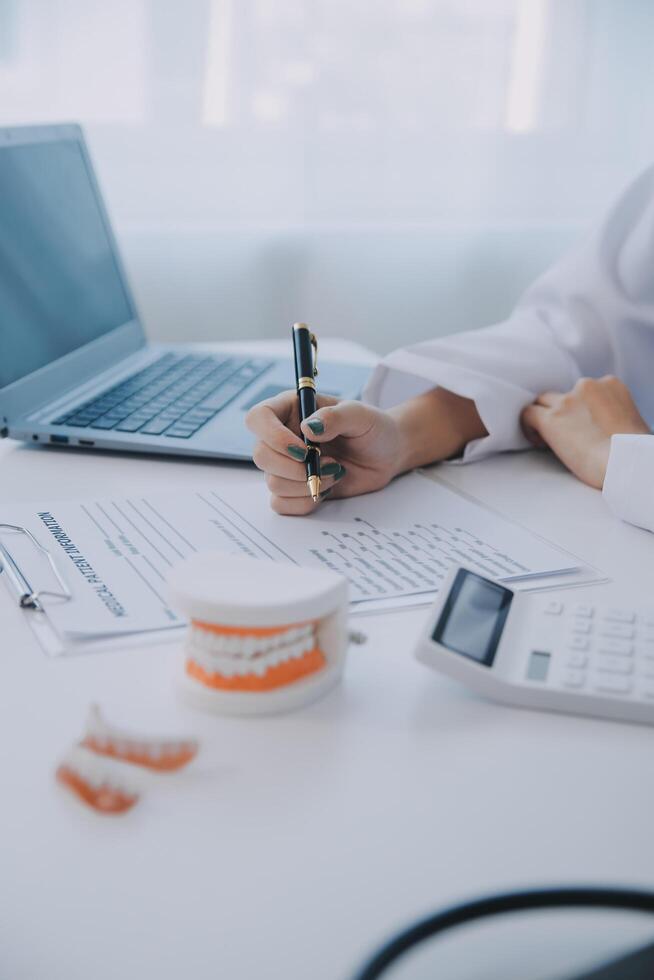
[364,165,654,534]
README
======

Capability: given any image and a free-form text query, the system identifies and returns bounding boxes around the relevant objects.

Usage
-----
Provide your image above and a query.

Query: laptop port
[49,434,69,444]
[78,439,95,447]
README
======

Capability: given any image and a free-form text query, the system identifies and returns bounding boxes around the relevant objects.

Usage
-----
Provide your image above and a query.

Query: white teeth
[186,623,320,678]
[61,746,136,793]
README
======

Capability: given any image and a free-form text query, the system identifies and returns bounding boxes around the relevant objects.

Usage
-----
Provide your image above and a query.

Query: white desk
[1,342,654,980]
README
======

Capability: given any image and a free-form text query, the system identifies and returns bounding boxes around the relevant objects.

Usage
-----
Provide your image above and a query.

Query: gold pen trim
[307,475,321,502]
[297,376,316,391]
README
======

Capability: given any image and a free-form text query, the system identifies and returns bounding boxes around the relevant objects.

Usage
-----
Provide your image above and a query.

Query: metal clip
[309,332,318,377]
[0,523,72,610]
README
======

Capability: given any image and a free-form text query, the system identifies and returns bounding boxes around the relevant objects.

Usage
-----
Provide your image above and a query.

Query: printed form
[2,472,597,645]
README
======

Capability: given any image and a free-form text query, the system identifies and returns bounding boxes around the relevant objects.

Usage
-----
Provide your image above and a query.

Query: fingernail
[321,462,342,477]
[319,488,332,500]
[287,445,306,461]
[307,418,324,435]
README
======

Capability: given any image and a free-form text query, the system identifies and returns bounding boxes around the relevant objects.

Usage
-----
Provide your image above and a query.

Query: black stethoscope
[352,887,654,980]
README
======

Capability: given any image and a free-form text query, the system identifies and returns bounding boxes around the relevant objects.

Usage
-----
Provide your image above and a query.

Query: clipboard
[0,524,183,657]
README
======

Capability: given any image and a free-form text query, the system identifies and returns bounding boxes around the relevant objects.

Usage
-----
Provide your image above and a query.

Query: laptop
[0,124,370,460]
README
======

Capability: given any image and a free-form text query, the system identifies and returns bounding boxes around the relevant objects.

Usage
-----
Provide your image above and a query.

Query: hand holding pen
[246,330,410,515]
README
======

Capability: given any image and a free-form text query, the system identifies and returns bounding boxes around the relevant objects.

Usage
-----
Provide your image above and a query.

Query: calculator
[414,565,654,725]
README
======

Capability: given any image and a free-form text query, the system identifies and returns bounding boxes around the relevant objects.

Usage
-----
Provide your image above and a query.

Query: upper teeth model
[185,620,326,691]
[81,703,198,771]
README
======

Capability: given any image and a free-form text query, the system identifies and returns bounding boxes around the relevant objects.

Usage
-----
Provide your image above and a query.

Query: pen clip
[309,332,318,377]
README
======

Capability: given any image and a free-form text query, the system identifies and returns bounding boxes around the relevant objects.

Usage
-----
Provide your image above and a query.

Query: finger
[300,400,375,443]
[270,494,321,516]
[534,390,563,408]
[521,414,548,448]
[246,394,307,459]
[521,403,550,441]
[253,441,341,481]
[266,463,345,498]
[252,441,308,479]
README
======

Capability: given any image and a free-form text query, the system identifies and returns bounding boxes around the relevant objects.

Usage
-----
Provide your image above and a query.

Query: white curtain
[1,0,653,350]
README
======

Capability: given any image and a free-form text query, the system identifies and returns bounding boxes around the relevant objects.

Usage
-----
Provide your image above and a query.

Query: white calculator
[415,565,654,725]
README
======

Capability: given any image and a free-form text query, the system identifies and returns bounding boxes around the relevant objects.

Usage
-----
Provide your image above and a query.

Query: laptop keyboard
[52,353,273,438]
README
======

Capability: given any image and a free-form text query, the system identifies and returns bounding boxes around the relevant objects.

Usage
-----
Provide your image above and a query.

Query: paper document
[1,472,601,648]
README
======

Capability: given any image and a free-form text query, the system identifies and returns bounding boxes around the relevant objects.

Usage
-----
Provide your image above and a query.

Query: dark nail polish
[287,445,306,461]
[321,462,341,477]
[307,419,324,435]
[319,487,333,500]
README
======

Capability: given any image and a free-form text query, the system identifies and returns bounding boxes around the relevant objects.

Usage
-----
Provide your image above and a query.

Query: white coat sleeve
[602,435,654,533]
[363,164,654,462]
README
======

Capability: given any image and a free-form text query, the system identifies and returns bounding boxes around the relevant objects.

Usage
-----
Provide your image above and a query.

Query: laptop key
[141,417,175,435]
[165,426,199,438]
[181,409,215,423]
[90,416,120,430]
[116,417,149,432]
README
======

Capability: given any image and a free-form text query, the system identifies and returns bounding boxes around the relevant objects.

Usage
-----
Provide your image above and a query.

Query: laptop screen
[0,137,134,389]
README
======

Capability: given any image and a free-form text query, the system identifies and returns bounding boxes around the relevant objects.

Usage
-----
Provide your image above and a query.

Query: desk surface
[1,342,653,980]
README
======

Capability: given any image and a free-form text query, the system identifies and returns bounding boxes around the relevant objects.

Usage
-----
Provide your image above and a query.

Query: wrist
[389,387,487,475]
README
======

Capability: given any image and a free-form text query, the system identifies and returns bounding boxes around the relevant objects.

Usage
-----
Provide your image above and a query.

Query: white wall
[2,0,654,354]
[118,224,578,353]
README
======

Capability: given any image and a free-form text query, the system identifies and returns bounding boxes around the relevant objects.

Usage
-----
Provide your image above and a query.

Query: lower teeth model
[56,745,140,815]
[185,620,326,692]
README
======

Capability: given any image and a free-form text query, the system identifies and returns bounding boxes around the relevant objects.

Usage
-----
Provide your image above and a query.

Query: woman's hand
[246,386,487,515]
[245,391,406,515]
[521,376,650,488]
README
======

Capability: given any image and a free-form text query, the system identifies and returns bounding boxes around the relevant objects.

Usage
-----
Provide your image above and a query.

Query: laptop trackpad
[242,384,339,410]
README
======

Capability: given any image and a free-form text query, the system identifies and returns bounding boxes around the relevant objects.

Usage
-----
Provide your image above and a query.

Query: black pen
[292,322,321,501]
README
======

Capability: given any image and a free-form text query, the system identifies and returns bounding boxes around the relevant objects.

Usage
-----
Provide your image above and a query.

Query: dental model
[56,745,139,815]
[169,552,349,715]
[56,705,199,815]
[81,703,198,772]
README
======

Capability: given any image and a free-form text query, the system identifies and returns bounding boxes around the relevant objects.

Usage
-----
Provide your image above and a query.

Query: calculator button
[573,604,595,618]
[600,624,635,640]
[571,620,592,635]
[596,656,634,675]
[593,676,633,695]
[597,639,633,657]
[569,636,590,651]
[562,670,585,689]
[544,600,563,615]
[567,653,588,668]
[603,608,636,624]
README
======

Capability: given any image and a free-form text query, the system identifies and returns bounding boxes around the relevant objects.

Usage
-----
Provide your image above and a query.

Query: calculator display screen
[433,569,513,666]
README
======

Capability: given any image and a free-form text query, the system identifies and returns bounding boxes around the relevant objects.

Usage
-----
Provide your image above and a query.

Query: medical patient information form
[1,472,602,648]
